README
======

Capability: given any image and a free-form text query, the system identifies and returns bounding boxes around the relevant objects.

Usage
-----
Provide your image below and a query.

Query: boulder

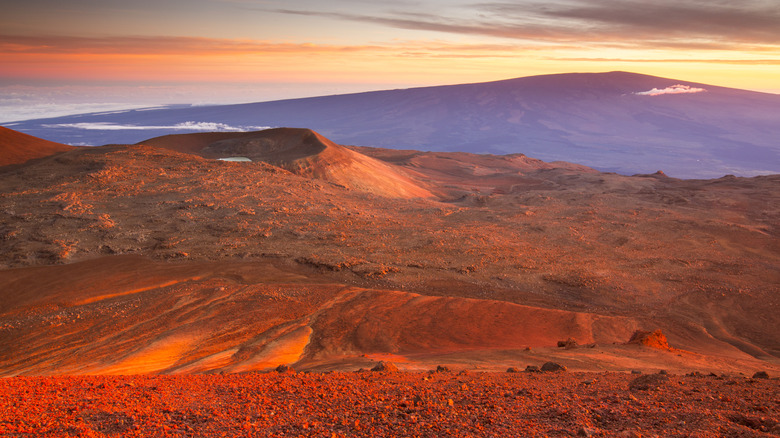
[274,364,294,373]
[752,371,770,379]
[627,329,670,350]
[371,361,399,373]
[541,362,567,372]
[629,373,669,391]
[557,338,578,349]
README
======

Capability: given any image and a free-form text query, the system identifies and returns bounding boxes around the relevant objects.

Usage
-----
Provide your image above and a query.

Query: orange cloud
[1,34,778,93]
[0,34,383,55]
[0,34,545,83]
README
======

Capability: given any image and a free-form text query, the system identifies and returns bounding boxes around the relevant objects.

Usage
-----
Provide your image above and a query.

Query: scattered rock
[371,361,398,373]
[629,373,669,391]
[541,362,567,372]
[506,367,520,373]
[435,365,451,373]
[626,329,670,350]
[751,371,769,379]
[2,369,778,436]
[525,365,541,373]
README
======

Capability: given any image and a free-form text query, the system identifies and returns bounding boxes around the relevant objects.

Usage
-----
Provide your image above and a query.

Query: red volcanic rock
[627,329,671,350]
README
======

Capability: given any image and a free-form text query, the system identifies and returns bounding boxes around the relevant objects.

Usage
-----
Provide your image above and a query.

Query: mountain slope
[0,126,72,167]
[8,71,780,178]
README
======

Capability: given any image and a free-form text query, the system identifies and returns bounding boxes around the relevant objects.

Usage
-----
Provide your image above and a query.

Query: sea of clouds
[42,121,273,132]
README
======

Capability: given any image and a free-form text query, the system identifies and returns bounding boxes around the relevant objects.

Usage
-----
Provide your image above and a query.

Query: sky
[2,0,780,122]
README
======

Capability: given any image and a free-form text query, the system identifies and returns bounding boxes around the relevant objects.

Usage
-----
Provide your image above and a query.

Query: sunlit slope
[0,126,72,167]
[2,256,774,376]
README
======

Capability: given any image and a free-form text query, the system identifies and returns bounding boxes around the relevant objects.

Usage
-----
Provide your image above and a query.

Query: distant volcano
[6,71,780,178]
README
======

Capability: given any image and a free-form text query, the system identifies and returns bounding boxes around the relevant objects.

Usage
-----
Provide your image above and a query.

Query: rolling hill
[0,127,778,376]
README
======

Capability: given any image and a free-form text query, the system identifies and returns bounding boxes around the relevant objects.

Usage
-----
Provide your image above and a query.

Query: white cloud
[0,103,166,124]
[42,121,273,132]
[635,84,707,96]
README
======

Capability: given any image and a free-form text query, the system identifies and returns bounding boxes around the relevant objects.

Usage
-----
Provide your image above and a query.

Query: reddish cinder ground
[1,370,778,437]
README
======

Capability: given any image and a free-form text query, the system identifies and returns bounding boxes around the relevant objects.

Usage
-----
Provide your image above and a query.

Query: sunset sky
[2,0,779,121]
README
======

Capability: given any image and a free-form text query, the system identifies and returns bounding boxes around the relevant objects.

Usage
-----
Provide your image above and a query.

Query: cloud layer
[44,121,272,132]
[272,0,780,50]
